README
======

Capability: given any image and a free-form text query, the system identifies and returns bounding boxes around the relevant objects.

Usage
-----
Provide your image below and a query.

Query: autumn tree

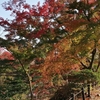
[38,0,100,79]
[0,0,100,99]
[0,0,52,99]
[0,0,65,99]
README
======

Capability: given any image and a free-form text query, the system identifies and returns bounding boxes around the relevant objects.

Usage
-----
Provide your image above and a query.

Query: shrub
[68,69,98,84]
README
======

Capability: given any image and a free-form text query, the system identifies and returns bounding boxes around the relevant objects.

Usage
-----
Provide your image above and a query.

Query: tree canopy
[0,0,100,99]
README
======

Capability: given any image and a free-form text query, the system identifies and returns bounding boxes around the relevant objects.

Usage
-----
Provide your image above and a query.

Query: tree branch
[80,61,88,69]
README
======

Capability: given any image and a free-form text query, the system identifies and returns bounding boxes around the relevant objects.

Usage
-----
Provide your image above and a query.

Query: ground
[78,85,100,100]
[89,85,100,100]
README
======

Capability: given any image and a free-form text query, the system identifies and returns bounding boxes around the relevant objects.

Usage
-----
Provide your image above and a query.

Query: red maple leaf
[23,3,30,9]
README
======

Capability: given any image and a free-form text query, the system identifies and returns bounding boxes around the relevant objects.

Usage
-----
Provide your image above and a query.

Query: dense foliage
[0,0,100,99]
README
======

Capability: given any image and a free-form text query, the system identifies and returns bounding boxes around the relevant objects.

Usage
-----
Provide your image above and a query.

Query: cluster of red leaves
[0,0,99,40]
[0,0,64,39]
[81,0,97,5]
[65,19,89,32]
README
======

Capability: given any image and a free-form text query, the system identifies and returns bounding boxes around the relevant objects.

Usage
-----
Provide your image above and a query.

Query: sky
[0,0,45,38]
[0,0,45,19]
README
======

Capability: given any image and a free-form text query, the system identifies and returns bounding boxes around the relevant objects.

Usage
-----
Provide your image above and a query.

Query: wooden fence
[62,70,98,100]
[68,83,97,100]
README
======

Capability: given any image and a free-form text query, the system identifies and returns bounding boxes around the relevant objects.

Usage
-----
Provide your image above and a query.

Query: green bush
[68,69,98,84]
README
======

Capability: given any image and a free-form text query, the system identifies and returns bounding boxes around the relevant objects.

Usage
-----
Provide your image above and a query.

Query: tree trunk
[95,53,100,72]
[18,59,34,100]
[88,48,96,69]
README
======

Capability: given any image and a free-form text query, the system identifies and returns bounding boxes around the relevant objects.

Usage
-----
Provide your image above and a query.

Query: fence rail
[68,83,97,100]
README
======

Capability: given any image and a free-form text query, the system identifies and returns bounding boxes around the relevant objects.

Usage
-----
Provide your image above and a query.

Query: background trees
[0,0,100,99]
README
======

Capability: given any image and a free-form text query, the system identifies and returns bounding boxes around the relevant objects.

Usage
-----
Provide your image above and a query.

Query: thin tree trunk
[88,48,96,69]
[18,59,34,100]
[95,53,100,72]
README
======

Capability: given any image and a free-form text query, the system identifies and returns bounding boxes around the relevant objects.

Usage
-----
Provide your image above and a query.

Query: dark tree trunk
[88,48,96,69]
[95,53,100,72]
[79,47,96,70]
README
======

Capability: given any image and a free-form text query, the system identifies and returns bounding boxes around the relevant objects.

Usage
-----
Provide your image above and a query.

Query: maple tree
[0,0,100,99]
[38,0,100,80]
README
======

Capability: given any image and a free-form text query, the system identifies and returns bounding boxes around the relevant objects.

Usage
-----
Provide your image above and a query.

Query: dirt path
[78,85,100,100]
[88,86,100,100]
